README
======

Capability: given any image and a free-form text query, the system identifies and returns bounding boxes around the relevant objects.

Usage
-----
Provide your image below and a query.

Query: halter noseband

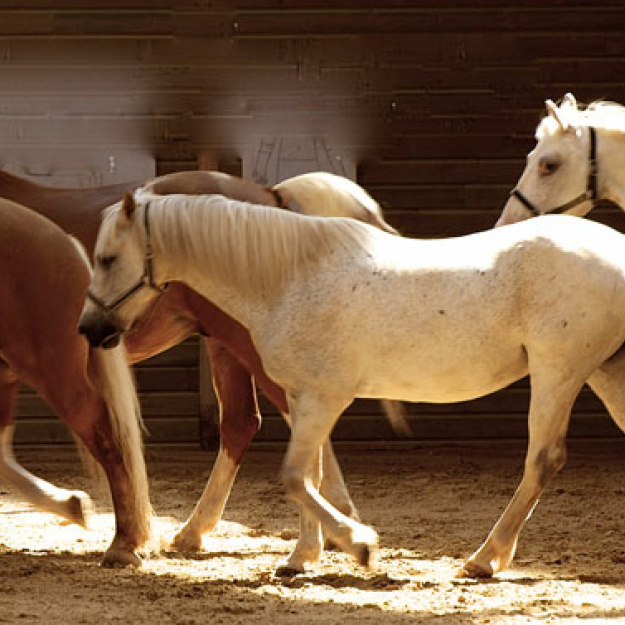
[510,126,598,217]
[87,201,168,317]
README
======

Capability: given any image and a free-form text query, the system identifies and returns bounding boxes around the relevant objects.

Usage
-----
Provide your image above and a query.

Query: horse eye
[538,158,559,176]
[99,255,117,270]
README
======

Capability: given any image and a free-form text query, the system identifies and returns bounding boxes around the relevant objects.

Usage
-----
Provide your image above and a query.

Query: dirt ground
[2,441,625,624]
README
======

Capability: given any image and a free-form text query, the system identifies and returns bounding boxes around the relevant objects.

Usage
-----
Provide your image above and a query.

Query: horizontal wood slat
[4,2,625,444]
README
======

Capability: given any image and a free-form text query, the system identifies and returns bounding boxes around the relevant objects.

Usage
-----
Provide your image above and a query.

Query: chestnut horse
[0,197,150,566]
[0,167,397,551]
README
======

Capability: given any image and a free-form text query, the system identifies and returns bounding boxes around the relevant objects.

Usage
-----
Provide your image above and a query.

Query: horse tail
[272,171,399,235]
[88,342,152,546]
[69,234,151,545]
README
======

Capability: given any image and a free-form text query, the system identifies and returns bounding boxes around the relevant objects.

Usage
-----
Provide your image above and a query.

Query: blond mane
[135,193,377,299]
[537,98,625,138]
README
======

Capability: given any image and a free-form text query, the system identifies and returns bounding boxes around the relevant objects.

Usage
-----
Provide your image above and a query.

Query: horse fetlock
[326,520,378,566]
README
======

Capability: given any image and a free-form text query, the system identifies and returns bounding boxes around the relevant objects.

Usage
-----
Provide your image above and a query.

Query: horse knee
[530,439,567,489]
[220,410,261,464]
[281,464,307,500]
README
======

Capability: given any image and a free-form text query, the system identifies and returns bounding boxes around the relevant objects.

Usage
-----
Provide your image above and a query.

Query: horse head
[496,93,598,226]
[78,193,167,348]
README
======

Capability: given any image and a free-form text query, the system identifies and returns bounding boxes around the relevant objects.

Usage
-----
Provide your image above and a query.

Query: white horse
[79,190,625,577]
[496,93,625,226]
[274,171,399,234]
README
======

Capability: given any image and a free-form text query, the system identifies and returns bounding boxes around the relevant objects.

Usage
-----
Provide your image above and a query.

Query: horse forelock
[537,99,625,139]
[142,193,376,299]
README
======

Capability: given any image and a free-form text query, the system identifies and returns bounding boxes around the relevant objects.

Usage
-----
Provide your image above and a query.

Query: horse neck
[148,198,312,329]
[0,170,139,256]
[596,131,625,211]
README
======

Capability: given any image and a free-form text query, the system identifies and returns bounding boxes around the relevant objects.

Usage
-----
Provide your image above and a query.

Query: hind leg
[587,355,625,434]
[464,368,584,577]
[0,362,91,526]
[173,341,261,551]
[319,441,359,521]
[0,426,91,526]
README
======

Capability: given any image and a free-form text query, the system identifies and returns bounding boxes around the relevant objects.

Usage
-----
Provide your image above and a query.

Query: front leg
[173,340,260,550]
[281,391,378,574]
[275,447,324,575]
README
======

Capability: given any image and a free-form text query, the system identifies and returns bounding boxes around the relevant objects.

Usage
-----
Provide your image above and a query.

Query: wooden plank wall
[5,1,625,443]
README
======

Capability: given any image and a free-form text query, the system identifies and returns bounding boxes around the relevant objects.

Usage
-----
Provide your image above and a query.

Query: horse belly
[355,340,528,404]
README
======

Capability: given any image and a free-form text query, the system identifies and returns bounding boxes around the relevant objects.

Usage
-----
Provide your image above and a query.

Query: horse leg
[587,355,625,434]
[319,440,359,521]
[279,408,358,521]
[0,363,91,525]
[464,369,584,577]
[33,344,150,568]
[0,427,91,526]
[278,392,378,574]
[60,395,149,567]
[173,340,261,551]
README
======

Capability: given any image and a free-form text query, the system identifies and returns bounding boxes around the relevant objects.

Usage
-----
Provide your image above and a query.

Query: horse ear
[561,92,577,111]
[121,192,136,222]
[545,99,569,131]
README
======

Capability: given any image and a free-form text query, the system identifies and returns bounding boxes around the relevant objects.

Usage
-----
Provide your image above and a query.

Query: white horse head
[495,94,625,226]
[79,193,168,347]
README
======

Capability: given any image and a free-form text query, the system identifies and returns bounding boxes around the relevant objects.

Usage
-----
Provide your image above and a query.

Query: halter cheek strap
[510,126,598,217]
[86,201,169,317]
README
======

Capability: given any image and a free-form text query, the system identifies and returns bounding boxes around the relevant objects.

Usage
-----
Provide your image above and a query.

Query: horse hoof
[350,525,378,567]
[354,542,377,568]
[274,564,304,578]
[66,492,92,528]
[171,530,202,553]
[462,560,493,579]
[324,538,339,551]
[101,547,143,568]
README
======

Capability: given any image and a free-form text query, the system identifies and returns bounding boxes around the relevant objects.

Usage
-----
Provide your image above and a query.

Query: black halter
[87,201,168,317]
[509,126,598,217]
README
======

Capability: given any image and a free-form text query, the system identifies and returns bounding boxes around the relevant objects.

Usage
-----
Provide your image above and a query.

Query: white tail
[88,342,152,547]
[273,171,399,235]
[70,234,152,546]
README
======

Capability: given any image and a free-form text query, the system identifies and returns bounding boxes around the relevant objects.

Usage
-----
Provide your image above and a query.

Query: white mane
[135,193,378,299]
[537,99,625,138]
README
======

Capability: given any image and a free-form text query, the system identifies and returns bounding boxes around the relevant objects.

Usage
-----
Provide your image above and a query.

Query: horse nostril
[100,332,121,349]
[77,316,121,349]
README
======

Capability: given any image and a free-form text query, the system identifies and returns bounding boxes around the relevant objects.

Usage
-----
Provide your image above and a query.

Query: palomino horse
[0,197,150,566]
[0,168,397,552]
[80,192,625,577]
[496,93,624,226]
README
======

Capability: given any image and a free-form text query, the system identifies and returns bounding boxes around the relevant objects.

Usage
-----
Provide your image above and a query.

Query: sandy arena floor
[2,441,625,624]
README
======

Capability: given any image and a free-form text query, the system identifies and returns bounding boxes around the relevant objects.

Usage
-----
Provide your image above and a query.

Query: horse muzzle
[78,310,122,349]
